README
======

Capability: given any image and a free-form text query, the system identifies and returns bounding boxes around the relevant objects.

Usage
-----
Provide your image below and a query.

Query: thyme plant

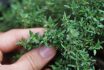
[0,0,104,70]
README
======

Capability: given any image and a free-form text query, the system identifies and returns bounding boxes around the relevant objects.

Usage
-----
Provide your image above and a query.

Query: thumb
[14,46,56,70]
[0,51,3,63]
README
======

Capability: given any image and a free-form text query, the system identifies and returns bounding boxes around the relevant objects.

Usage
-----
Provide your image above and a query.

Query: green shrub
[0,0,104,70]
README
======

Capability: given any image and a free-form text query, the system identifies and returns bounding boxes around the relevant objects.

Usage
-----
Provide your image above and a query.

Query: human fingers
[0,28,44,53]
[0,46,56,70]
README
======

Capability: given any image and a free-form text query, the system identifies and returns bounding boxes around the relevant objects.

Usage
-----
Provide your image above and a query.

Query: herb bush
[0,0,104,70]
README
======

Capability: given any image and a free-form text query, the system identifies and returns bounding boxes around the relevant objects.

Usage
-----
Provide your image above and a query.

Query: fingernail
[39,46,55,59]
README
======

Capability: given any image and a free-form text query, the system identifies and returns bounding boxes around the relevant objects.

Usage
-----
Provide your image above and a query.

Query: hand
[0,28,56,70]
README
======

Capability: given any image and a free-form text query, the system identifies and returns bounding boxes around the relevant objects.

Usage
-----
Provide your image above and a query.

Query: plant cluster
[0,0,104,70]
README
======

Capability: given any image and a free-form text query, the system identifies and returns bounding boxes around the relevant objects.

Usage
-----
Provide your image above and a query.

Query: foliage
[0,0,104,70]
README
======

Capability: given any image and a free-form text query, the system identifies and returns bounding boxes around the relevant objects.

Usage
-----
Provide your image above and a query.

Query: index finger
[0,28,44,53]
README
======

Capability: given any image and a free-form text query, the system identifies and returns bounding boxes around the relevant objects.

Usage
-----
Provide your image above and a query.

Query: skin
[0,28,56,70]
